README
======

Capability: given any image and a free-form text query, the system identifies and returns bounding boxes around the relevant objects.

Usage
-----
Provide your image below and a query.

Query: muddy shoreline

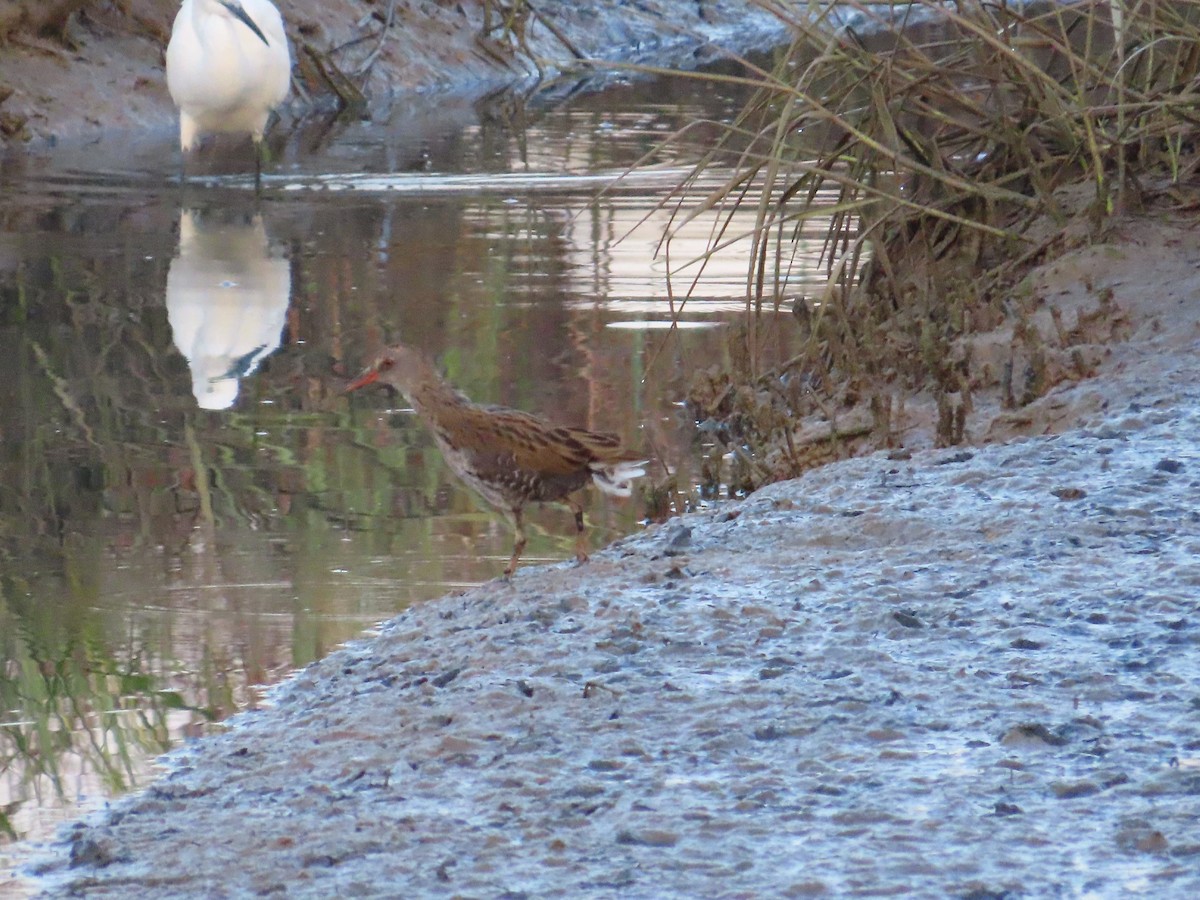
[5,2,1200,896]
[18,221,1200,895]
[0,0,791,153]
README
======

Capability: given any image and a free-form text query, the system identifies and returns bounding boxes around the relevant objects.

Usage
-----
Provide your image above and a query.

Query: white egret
[166,0,292,186]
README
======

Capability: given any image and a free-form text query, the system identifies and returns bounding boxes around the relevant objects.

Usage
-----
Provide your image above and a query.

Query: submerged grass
[655,0,1200,492]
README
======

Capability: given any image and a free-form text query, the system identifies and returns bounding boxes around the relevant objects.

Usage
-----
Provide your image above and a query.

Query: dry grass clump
[663,0,1200,492]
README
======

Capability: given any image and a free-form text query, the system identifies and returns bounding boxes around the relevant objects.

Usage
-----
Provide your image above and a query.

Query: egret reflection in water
[166,207,291,409]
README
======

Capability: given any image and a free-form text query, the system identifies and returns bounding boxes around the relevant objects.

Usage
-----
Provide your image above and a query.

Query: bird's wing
[439,405,619,476]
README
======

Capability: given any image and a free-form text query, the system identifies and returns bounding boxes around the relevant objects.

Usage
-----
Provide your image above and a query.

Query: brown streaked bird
[344,344,647,578]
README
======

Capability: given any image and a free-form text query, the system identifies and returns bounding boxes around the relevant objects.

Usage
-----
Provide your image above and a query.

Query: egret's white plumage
[166,0,292,155]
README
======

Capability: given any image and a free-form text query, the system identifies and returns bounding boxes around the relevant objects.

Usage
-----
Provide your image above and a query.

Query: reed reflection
[166,206,291,410]
[0,572,208,850]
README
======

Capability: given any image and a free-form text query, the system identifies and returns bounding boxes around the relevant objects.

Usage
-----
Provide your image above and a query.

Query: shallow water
[0,62,819,858]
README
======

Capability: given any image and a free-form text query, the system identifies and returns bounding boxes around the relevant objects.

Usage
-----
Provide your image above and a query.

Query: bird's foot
[573,550,590,566]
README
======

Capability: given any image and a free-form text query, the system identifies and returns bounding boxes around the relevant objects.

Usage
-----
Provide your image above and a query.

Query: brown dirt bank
[0,0,789,150]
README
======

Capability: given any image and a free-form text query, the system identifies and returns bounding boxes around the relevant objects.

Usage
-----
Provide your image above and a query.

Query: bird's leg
[504,507,526,579]
[567,495,588,564]
[253,139,263,194]
[178,118,194,186]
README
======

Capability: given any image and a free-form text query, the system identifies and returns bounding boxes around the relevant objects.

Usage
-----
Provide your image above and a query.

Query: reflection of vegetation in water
[0,187,642,594]
[0,573,214,843]
[0,242,290,839]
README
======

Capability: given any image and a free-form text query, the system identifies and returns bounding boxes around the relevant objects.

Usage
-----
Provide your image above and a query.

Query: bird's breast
[167,8,290,120]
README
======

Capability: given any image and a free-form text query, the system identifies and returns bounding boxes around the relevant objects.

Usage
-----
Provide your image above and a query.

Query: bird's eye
[379,358,395,371]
